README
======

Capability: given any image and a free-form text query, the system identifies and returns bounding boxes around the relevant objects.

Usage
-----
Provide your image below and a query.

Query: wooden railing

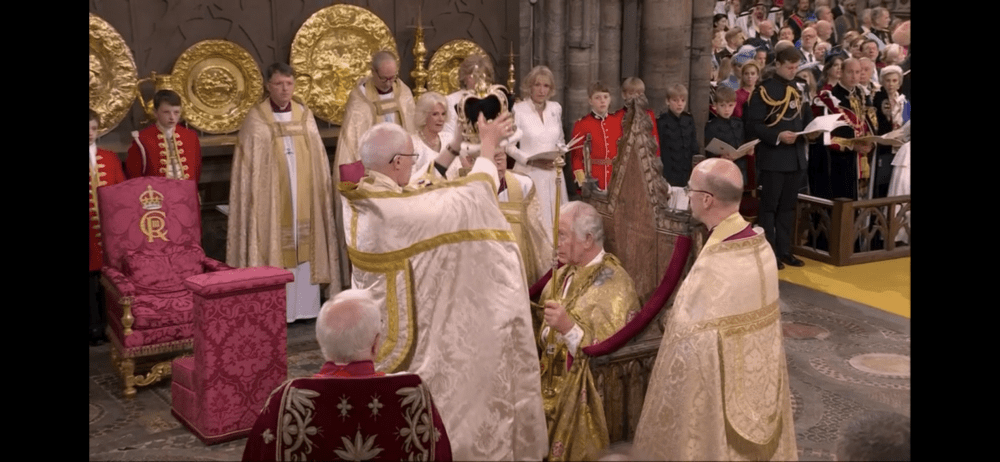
[794,194,911,266]
[590,337,661,443]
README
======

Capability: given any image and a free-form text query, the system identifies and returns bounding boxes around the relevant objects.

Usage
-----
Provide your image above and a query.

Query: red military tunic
[126,124,202,182]
[610,107,659,145]
[90,148,126,271]
[570,111,623,190]
[571,108,659,191]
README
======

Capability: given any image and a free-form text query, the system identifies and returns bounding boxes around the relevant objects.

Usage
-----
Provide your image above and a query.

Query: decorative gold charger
[89,13,137,136]
[290,4,397,125]
[427,40,489,96]
[169,40,264,134]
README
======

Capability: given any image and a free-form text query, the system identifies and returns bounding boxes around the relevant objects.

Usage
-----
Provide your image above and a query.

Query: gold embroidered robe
[340,166,549,461]
[631,213,798,461]
[539,253,640,461]
[226,100,339,285]
[498,171,552,286]
[334,77,416,177]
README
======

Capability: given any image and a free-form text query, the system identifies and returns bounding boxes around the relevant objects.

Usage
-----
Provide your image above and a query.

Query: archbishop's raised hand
[477,112,515,151]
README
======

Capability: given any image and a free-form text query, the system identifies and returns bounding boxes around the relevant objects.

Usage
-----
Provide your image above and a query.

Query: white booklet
[794,113,849,136]
[705,138,761,160]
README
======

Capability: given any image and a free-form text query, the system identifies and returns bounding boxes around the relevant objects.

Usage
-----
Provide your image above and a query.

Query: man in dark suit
[745,46,818,269]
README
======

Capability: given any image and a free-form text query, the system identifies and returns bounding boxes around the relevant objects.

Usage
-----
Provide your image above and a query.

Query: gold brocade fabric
[225,100,339,285]
[333,77,416,176]
[262,103,315,268]
[498,171,552,286]
[341,172,549,461]
[631,215,798,461]
[539,253,640,461]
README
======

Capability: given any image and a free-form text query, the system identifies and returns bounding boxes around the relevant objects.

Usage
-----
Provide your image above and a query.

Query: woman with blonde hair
[508,65,567,238]
[410,91,453,180]
[734,60,760,118]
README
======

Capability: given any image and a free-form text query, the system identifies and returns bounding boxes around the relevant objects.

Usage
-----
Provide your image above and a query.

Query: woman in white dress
[410,91,450,180]
[509,65,567,240]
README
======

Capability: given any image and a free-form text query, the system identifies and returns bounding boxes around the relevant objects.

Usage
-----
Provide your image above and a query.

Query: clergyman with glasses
[336,50,416,184]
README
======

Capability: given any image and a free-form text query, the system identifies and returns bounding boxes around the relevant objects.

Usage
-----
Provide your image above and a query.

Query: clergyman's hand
[477,112,514,150]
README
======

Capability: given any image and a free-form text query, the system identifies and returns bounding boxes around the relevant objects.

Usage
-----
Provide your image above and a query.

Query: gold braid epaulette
[759,84,800,127]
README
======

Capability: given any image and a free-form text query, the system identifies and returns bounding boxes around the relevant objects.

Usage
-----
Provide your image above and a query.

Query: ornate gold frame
[290,4,397,125]
[89,13,137,136]
[427,39,490,96]
[166,40,264,134]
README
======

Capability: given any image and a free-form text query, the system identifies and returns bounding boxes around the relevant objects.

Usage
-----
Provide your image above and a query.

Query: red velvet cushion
[168,245,206,280]
[123,250,184,292]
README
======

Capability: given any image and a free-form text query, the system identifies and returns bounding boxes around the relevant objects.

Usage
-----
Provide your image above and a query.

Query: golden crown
[139,185,164,210]
[457,66,513,144]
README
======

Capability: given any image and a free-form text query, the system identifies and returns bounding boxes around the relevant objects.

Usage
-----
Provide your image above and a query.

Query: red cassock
[89,149,126,271]
[126,124,202,182]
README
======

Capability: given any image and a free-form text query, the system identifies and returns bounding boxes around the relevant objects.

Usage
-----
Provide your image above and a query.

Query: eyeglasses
[684,185,714,198]
[375,72,397,84]
[390,152,418,164]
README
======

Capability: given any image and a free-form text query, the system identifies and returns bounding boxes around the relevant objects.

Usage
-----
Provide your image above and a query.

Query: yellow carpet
[778,256,911,318]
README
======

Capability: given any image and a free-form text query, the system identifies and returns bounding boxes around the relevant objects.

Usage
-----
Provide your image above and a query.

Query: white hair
[414,91,449,131]
[562,201,604,246]
[359,122,410,169]
[315,289,382,363]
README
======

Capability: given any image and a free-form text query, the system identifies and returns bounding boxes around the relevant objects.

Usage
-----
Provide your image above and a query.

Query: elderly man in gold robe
[631,158,798,461]
[339,115,549,461]
[539,200,640,461]
[226,62,339,322]
[335,50,416,183]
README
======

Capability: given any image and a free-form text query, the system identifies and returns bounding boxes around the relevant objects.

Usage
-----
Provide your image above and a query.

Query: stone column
[689,0,714,150]
[544,0,567,110]
[599,0,623,109]
[640,0,691,115]
[565,0,595,127]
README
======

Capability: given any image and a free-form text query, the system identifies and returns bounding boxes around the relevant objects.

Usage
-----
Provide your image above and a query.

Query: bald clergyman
[631,158,798,461]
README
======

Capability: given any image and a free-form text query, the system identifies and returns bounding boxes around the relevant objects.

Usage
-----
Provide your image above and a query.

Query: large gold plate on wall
[89,13,138,136]
[427,40,490,96]
[290,4,397,125]
[170,40,264,134]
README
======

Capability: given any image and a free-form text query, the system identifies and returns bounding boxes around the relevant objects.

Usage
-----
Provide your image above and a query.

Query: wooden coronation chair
[98,176,258,398]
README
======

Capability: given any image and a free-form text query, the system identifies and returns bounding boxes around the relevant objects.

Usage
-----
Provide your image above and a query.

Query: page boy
[570,81,621,191]
[704,85,751,185]
[656,83,699,187]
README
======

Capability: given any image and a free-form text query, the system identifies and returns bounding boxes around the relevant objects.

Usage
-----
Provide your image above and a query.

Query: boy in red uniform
[126,89,202,182]
[570,81,620,191]
[90,109,125,345]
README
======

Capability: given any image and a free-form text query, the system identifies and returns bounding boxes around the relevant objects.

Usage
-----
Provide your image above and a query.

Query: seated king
[539,200,640,461]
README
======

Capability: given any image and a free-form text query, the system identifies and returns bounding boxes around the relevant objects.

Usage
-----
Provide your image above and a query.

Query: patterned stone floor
[88,281,909,461]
